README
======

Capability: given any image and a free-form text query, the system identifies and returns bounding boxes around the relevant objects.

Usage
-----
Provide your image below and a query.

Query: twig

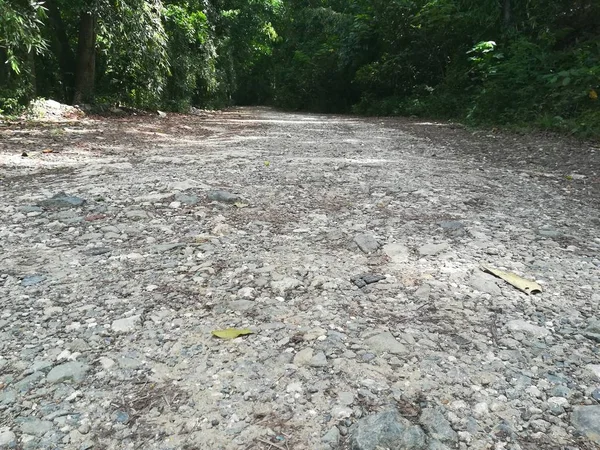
[490,312,499,346]
[257,438,286,450]
[163,395,171,408]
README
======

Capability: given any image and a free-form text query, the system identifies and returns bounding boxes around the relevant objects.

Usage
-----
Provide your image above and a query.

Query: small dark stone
[351,277,367,288]
[362,274,386,284]
[84,247,112,256]
[351,274,385,288]
[211,419,220,426]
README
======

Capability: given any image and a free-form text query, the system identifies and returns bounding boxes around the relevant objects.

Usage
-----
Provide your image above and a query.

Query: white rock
[383,243,410,263]
[111,315,141,333]
[506,320,549,338]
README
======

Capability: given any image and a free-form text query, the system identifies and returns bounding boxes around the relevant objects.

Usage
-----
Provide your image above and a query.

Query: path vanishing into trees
[0,107,599,449]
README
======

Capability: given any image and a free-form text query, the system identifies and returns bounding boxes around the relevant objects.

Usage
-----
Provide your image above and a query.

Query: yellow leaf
[264,161,271,167]
[234,202,249,208]
[590,89,598,100]
[212,328,254,340]
[481,264,542,295]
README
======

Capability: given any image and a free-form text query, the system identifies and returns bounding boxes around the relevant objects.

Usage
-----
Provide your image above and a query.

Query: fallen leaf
[264,161,271,167]
[212,328,254,340]
[42,148,54,154]
[481,264,542,295]
[233,202,249,208]
[590,89,598,100]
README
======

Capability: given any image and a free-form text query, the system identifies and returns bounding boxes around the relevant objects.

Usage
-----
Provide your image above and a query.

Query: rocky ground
[0,107,599,450]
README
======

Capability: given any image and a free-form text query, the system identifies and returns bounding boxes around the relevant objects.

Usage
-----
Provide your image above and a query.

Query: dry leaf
[212,328,254,340]
[233,202,249,208]
[481,264,542,295]
[42,148,54,154]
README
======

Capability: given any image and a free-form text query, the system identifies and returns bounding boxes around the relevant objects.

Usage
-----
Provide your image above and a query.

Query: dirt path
[0,107,599,450]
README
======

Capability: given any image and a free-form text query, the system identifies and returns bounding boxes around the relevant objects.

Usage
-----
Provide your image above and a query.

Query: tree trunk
[73,11,96,104]
[0,48,7,87]
[502,0,511,27]
[46,0,76,102]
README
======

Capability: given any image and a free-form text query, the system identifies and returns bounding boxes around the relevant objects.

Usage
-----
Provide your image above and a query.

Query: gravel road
[0,107,599,450]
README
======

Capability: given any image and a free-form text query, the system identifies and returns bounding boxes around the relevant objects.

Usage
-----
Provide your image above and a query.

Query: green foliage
[0,0,48,74]
[1,0,598,138]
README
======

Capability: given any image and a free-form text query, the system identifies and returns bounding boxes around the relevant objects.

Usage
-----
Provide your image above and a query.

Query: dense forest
[1,0,599,136]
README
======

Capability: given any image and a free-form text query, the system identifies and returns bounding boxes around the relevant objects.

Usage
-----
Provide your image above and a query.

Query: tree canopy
[1,0,598,136]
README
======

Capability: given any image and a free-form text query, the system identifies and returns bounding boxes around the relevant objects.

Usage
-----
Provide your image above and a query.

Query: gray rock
[419,408,458,445]
[125,209,149,219]
[18,206,43,213]
[152,243,186,253]
[354,234,380,254]
[365,332,408,355]
[46,362,89,383]
[438,221,464,230]
[21,274,45,287]
[350,410,427,450]
[84,247,111,256]
[0,428,16,448]
[469,270,501,295]
[322,427,340,446]
[294,348,314,367]
[583,332,600,343]
[207,190,241,203]
[428,441,451,450]
[537,228,562,238]
[383,243,410,263]
[506,320,549,338]
[418,243,449,257]
[0,390,16,405]
[586,365,600,381]
[229,300,255,311]
[111,315,141,333]
[586,318,600,335]
[18,418,53,436]
[38,192,86,209]
[310,351,328,367]
[271,277,302,294]
[571,406,600,444]
[415,284,431,300]
[14,372,45,392]
[175,193,199,205]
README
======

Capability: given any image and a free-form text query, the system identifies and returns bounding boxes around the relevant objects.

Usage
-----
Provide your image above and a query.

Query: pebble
[350,409,427,450]
[506,320,550,338]
[571,406,600,444]
[207,190,240,203]
[46,362,89,384]
[111,315,141,333]
[365,332,408,355]
[0,428,16,448]
[418,242,449,256]
[354,234,380,254]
